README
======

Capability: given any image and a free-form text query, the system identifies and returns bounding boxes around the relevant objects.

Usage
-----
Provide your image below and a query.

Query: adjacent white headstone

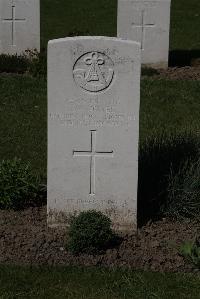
[117,0,171,68]
[48,37,141,232]
[0,0,40,55]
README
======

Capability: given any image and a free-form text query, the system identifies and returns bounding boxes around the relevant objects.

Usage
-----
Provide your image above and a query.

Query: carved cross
[2,4,26,46]
[73,130,114,195]
[132,10,155,50]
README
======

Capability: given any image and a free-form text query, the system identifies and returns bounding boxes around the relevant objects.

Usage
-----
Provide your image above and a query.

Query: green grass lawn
[140,79,200,140]
[0,75,199,177]
[170,0,200,50]
[0,265,200,299]
[40,0,200,51]
[0,1,200,296]
[0,75,46,178]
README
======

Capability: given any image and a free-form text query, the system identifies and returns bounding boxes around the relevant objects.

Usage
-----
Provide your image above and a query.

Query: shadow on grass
[138,132,200,227]
[169,50,200,67]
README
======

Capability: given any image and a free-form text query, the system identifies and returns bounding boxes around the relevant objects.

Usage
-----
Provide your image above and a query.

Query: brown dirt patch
[143,66,200,80]
[0,206,199,272]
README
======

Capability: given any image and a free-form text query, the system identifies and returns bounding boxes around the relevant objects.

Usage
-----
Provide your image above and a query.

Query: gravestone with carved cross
[0,0,40,55]
[48,37,141,232]
[117,0,171,68]
[73,130,114,196]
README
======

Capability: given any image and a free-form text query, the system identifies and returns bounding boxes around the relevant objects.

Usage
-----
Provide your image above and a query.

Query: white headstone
[117,0,171,68]
[48,37,141,233]
[0,0,40,55]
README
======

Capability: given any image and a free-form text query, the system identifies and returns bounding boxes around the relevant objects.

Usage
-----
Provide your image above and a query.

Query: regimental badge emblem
[73,51,114,92]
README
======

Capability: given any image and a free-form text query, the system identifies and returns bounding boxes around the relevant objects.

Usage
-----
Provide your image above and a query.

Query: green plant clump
[138,132,200,224]
[163,158,200,220]
[179,238,200,269]
[0,50,47,77]
[0,158,44,210]
[67,210,115,255]
[0,54,30,74]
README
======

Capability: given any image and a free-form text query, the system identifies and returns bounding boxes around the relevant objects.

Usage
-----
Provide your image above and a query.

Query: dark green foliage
[0,158,45,210]
[179,238,200,269]
[163,158,200,220]
[67,210,115,254]
[138,133,200,225]
[0,54,30,74]
[0,50,47,77]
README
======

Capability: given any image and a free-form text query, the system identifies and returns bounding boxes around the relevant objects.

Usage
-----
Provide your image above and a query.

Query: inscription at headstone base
[48,37,141,232]
[0,0,40,55]
[117,0,171,68]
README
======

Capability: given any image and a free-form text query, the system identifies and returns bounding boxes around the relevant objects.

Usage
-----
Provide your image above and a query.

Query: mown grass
[0,1,200,295]
[1,0,200,75]
[140,79,200,141]
[0,75,199,179]
[0,75,199,223]
[40,0,200,53]
[0,74,47,178]
[170,0,200,51]
[0,265,200,299]
[40,0,117,48]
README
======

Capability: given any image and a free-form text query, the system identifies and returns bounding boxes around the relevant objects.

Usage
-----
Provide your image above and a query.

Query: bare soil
[0,207,199,272]
[144,66,200,80]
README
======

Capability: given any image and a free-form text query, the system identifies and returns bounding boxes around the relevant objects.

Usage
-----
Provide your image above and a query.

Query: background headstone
[48,37,141,232]
[0,0,40,55]
[118,0,171,68]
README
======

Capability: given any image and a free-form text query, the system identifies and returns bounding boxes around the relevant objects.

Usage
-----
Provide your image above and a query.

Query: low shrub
[0,158,45,210]
[67,210,115,255]
[0,49,47,77]
[0,53,30,74]
[179,237,200,269]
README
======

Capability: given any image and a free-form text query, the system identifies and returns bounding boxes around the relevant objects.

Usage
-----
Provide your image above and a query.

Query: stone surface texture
[48,37,141,232]
[117,0,171,68]
[0,0,40,54]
